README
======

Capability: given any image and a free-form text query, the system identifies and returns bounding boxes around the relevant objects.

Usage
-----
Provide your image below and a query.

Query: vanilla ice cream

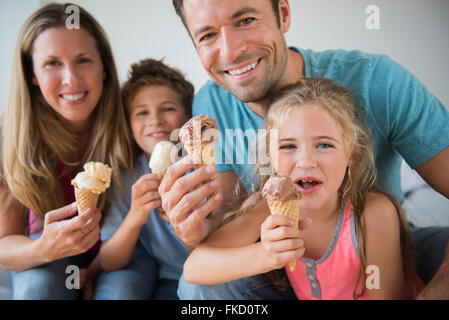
[149,141,176,174]
[72,162,112,194]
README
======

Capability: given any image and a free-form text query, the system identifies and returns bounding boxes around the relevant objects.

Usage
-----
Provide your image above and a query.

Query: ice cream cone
[268,199,300,272]
[192,142,216,181]
[262,175,302,273]
[74,187,100,214]
[71,162,112,215]
[201,142,215,166]
[179,114,218,180]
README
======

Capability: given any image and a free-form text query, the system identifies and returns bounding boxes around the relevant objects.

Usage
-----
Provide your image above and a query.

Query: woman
[0,3,153,299]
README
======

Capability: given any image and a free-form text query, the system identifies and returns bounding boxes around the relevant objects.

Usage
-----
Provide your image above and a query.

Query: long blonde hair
[258,78,416,298]
[1,3,133,220]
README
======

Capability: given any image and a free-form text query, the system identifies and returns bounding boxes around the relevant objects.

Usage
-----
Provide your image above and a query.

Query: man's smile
[226,60,259,76]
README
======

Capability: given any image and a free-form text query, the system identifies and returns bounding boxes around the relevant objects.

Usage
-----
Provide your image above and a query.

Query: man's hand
[159,155,223,247]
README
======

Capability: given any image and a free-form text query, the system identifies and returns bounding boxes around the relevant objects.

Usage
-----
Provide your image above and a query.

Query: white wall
[288,0,449,110]
[0,0,42,110]
[1,0,448,111]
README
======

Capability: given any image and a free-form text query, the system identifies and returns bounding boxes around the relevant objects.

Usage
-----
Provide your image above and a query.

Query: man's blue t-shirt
[101,152,189,281]
[193,48,449,202]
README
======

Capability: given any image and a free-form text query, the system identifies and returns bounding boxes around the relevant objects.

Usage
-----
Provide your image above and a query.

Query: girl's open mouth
[295,178,322,194]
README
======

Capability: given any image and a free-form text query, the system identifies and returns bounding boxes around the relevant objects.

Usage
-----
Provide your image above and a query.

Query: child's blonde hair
[259,78,416,298]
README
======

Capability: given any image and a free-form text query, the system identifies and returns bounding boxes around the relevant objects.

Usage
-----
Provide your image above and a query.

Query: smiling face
[183,0,290,104]
[31,27,105,133]
[129,85,189,157]
[274,105,352,212]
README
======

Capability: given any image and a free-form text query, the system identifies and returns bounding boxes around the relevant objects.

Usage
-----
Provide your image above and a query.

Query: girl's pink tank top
[286,201,424,299]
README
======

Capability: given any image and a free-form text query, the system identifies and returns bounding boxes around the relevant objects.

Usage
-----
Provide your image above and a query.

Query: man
[159,0,449,299]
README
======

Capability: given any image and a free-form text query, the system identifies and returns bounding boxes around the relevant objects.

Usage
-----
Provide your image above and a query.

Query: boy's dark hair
[172,0,281,29]
[121,58,194,118]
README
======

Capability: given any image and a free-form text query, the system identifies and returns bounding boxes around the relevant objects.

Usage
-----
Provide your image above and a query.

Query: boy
[99,59,193,299]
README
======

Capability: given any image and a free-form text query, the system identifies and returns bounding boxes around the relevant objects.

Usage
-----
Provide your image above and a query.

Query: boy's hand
[129,173,162,227]
[260,215,311,270]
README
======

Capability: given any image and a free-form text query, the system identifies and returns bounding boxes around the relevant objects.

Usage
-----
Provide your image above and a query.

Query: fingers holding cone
[262,175,302,272]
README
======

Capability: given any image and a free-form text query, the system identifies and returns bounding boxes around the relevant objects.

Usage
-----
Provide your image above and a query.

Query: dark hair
[172,0,281,28]
[121,58,194,119]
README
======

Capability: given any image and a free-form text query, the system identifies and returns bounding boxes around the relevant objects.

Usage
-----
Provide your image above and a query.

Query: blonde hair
[1,3,133,220]
[257,78,416,298]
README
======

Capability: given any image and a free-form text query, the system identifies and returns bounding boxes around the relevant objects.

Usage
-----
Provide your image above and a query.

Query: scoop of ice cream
[262,175,302,201]
[72,172,108,194]
[71,162,112,194]
[83,162,112,184]
[149,141,176,173]
[179,115,217,154]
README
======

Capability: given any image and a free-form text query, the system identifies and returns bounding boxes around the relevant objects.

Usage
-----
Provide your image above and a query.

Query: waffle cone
[189,142,216,180]
[201,142,215,166]
[74,187,99,214]
[268,199,300,272]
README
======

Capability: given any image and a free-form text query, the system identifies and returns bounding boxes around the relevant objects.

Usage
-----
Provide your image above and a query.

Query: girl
[99,58,192,299]
[0,3,141,299]
[182,78,422,299]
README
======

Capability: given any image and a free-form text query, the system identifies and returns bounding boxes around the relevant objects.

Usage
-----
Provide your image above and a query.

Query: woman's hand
[260,215,310,270]
[37,202,101,262]
[129,173,162,227]
[81,255,102,300]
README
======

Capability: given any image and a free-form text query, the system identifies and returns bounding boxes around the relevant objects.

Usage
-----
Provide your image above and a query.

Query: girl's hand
[260,215,310,270]
[129,173,162,227]
[37,202,102,262]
